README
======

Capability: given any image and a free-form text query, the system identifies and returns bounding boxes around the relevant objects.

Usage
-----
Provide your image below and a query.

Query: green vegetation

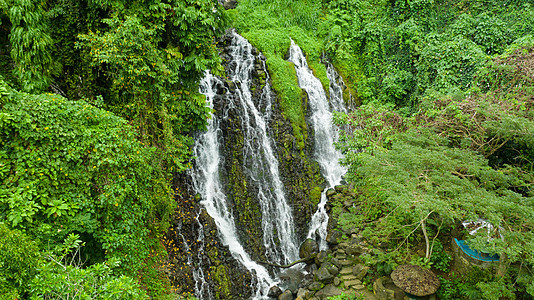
[1,0,227,297]
[231,0,327,149]
[320,0,534,108]
[0,225,148,299]
[298,1,534,298]
[2,0,534,298]
[333,42,534,297]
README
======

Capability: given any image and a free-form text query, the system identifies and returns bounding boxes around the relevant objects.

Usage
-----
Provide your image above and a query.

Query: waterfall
[194,71,273,299]
[326,62,349,114]
[226,32,298,265]
[193,31,304,299]
[192,210,213,300]
[288,40,347,250]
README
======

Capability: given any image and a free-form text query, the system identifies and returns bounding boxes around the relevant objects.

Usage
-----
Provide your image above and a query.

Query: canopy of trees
[1,0,228,297]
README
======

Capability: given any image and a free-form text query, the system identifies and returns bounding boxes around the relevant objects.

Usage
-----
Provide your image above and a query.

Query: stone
[278,289,293,300]
[345,245,363,256]
[331,258,342,268]
[315,284,343,299]
[373,277,396,300]
[315,266,334,283]
[373,276,405,300]
[307,281,323,291]
[222,0,237,9]
[305,263,318,274]
[333,277,341,286]
[390,264,440,297]
[280,269,304,294]
[344,279,362,287]
[268,285,283,298]
[326,188,336,198]
[299,239,319,262]
[335,248,346,256]
[339,266,353,275]
[352,264,369,280]
[326,230,342,245]
[341,274,357,281]
[320,262,339,276]
[315,250,328,265]
[226,80,236,92]
[296,288,309,299]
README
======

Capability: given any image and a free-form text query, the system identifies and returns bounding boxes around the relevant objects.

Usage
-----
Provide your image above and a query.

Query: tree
[333,45,534,297]
[1,0,54,92]
[0,77,174,274]
[76,0,229,172]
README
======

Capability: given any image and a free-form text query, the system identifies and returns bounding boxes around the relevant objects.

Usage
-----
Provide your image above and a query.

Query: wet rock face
[215,31,325,260]
[280,268,305,294]
[166,173,253,299]
[268,286,283,298]
[299,239,319,261]
[169,31,330,299]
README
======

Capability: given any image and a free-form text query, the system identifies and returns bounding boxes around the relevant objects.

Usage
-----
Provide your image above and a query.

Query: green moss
[309,61,330,97]
[243,29,291,56]
[310,186,323,207]
[227,151,263,256]
[268,54,307,150]
[211,265,231,299]
[242,28,316,150]
[207,246,220,265]
[333,56,363,105]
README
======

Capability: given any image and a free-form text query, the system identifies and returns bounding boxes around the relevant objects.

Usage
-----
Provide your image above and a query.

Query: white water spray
[194,71,274,299]
[288,41,347,250]
[226,32,299,265]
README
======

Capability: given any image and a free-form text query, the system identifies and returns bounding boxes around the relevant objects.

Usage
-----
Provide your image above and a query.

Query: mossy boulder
[299,239,319,262]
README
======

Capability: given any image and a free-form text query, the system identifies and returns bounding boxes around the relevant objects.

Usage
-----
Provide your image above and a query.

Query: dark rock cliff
[165,31,326,299]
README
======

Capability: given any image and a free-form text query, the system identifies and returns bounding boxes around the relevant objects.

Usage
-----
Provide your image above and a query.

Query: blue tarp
[454,238,500,262]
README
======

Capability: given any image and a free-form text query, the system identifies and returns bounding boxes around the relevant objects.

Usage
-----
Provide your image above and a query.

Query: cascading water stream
[192,210,212,300]
[326,62,349,114]
[288,40,347,250]
[226,32,298,265]
[194,71,273,299]
[193,32,304,299]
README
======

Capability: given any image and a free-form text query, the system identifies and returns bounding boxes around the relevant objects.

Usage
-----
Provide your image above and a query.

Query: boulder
[333,277,341,286]
[390,264,440,297]
[280,269,304,294]
[278,289,293,300]
[307,281,323,291]
[315,266,334,283]
[324,262,339,276]
[299,239,319,262]
[326,230,342,245]
[315,284,343,299]
[268,285,283,298]
[315,250,328,265]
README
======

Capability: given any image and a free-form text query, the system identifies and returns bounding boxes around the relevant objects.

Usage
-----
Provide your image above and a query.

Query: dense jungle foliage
[1,0,228,297]
[1,0,534,298]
